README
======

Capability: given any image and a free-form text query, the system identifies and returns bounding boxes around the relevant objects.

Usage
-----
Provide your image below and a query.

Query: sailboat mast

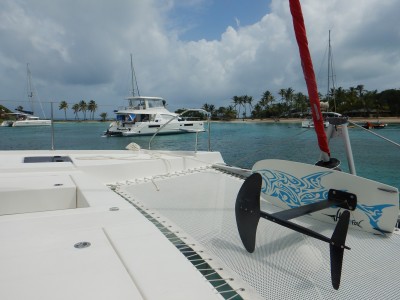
[327,30,331,101]
[27,63,34,114]
[130,54,140,97]
[327,30,337,112]
[130,54,135,97]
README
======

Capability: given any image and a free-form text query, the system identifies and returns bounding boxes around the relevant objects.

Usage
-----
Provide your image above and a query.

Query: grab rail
[148,109,211,151]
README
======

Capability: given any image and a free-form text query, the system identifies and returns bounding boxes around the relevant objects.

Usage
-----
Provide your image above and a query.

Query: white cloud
[0,0,399,117]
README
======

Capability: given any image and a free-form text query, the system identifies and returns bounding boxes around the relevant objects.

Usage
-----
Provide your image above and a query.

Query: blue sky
[0,0,399,118]
[170,1,271,41]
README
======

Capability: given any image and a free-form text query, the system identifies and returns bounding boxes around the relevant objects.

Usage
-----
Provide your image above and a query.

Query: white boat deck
[0,150,256,300]
[0,149,399,299]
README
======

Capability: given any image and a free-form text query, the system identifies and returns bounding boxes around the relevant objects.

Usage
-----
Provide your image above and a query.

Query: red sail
[289,0,330,158]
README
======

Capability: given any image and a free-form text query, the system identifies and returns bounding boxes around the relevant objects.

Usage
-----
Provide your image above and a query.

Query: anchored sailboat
[1,64,51,127]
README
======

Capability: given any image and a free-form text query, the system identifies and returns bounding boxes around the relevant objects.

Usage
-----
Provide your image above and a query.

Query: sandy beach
[219,117,400,124]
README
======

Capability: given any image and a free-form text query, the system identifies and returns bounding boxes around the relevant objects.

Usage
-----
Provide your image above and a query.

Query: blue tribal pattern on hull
[258,169,394,232]
[259,169,331,208]
[357,204,394,232]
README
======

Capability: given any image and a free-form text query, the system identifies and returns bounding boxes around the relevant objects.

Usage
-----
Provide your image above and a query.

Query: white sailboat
[1,64,51,127]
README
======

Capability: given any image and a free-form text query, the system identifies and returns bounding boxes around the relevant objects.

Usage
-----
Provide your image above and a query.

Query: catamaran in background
[105,96,205,136]
[1,64,50,127]
[0,1,399,299]
[105,55,205,137]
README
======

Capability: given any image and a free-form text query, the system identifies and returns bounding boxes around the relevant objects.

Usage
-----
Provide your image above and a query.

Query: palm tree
[232,96,241,118]
[208,104,215,118]
[356,84,365,98]
[278,89,286,103]
[334,87,346,112]
[202,103,210,112]
[225,105,236,120]
[293,92,308,115]
[252,103,262,118]
[285,87,295,115]
[244,95,253,118]
[88,100,97,120]
[72,103,80,120]
[260,90,275,109]
[355,84,370,116]
[99,112,108,121]
[79,100,88,120]
[59,101,69,120]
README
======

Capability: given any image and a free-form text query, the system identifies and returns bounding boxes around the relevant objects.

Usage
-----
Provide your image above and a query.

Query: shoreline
[212,117,400,124]
[2,117,398,124]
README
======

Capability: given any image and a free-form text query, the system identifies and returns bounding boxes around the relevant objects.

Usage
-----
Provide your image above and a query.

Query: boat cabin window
[117,114,136,122]
[128,98,146,109]
[136,114,151,122]
[117,113,154,122]
[147,99,165,108]
[127,98,165,109]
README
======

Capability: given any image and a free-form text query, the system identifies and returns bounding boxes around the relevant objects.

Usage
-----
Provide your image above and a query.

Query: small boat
[362,121,387,129]
[301,112,341,128]
[301,116,329,128]
[105,96,205,136]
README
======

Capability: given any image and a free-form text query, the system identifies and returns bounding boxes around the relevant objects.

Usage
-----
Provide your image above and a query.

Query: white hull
[301,119,330,128]
[107,96,206,137]
[12,119,51,127]
[301,112,341,128]
[107,120,204,136]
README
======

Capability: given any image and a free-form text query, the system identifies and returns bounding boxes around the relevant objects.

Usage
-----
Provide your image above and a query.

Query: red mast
[289,0,330,160]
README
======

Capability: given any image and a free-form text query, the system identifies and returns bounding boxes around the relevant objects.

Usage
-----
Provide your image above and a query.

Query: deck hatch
[23,156,72,163]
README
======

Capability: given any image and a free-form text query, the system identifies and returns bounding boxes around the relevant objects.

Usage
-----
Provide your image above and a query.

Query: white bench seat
[0,174,76,215]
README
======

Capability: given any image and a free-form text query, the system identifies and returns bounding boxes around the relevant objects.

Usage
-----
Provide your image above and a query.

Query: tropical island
[178,85,400,122]
[1,85,399,123]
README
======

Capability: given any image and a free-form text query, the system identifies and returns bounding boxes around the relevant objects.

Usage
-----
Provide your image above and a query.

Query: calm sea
[1,121,399,190]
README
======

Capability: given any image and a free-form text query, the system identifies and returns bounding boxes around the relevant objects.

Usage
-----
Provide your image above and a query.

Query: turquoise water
[1,121,399,190]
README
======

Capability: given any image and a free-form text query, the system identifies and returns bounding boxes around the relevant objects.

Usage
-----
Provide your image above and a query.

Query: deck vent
[23,156,72,163]
[74,242,91,249]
